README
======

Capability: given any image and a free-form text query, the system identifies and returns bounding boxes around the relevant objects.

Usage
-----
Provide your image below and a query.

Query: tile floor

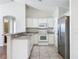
[30,45,63,59]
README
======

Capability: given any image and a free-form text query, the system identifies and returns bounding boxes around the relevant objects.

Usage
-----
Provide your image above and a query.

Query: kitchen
[7,5,69,59]
[26,18,55,45]
[26,7,55,45]
[0,0,77,59]
[7,6,57,59]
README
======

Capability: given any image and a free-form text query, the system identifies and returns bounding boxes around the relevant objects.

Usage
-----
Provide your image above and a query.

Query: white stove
[38,23,48,45]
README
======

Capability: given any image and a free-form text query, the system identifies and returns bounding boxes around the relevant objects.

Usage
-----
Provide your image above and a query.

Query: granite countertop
[13,36,31,40]
[11,31,54,40]
[11,32,38,39]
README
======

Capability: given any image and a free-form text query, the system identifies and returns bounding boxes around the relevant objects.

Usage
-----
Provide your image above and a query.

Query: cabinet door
[48,34,55,44]
[27,18,33,27]
[32,34,39,44]
[38,18,47,24]
[47,18,54,27]
[12,40,29,59]
[33,18,39,27]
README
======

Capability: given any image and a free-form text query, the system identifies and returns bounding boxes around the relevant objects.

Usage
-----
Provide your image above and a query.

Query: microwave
[39,23,48,28]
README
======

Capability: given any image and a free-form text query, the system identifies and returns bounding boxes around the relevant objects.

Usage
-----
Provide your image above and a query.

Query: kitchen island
[7,32,37,59]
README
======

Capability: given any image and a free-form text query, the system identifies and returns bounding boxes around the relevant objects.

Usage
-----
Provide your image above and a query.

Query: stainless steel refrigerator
[58,16,70,59]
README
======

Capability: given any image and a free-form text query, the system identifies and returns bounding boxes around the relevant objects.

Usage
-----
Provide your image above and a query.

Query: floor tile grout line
[47,46,51,59]
[30,45,63,59]
[39,45,50,59]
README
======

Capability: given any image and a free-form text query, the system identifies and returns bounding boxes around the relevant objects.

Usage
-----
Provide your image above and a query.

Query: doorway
[3,17,9,44]
[3,16,16,45]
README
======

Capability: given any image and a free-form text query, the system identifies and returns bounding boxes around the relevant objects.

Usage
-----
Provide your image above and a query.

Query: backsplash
[26,27,54,33]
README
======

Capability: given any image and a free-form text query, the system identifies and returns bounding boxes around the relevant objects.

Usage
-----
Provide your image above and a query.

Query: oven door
[39,35,48,42]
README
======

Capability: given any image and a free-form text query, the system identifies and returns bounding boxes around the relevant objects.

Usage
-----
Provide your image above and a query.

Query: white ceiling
[25,0,69,8]
[0,0,12,4]
[0,0,69,12]
[14,0,69,12]
[0,0,69,9]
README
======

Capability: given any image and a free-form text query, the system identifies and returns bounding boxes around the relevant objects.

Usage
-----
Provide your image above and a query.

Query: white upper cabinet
[26,18,39,27]
[33,18,39,27]
[26,18,54,28]
[47,18,54,27]
[38,18,48,24]
[26,18,33,27]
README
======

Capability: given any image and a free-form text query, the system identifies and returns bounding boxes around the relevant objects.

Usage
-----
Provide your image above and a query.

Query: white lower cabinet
[32,34,39,44]
[12,38,33,59]
[48,34,55,45]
